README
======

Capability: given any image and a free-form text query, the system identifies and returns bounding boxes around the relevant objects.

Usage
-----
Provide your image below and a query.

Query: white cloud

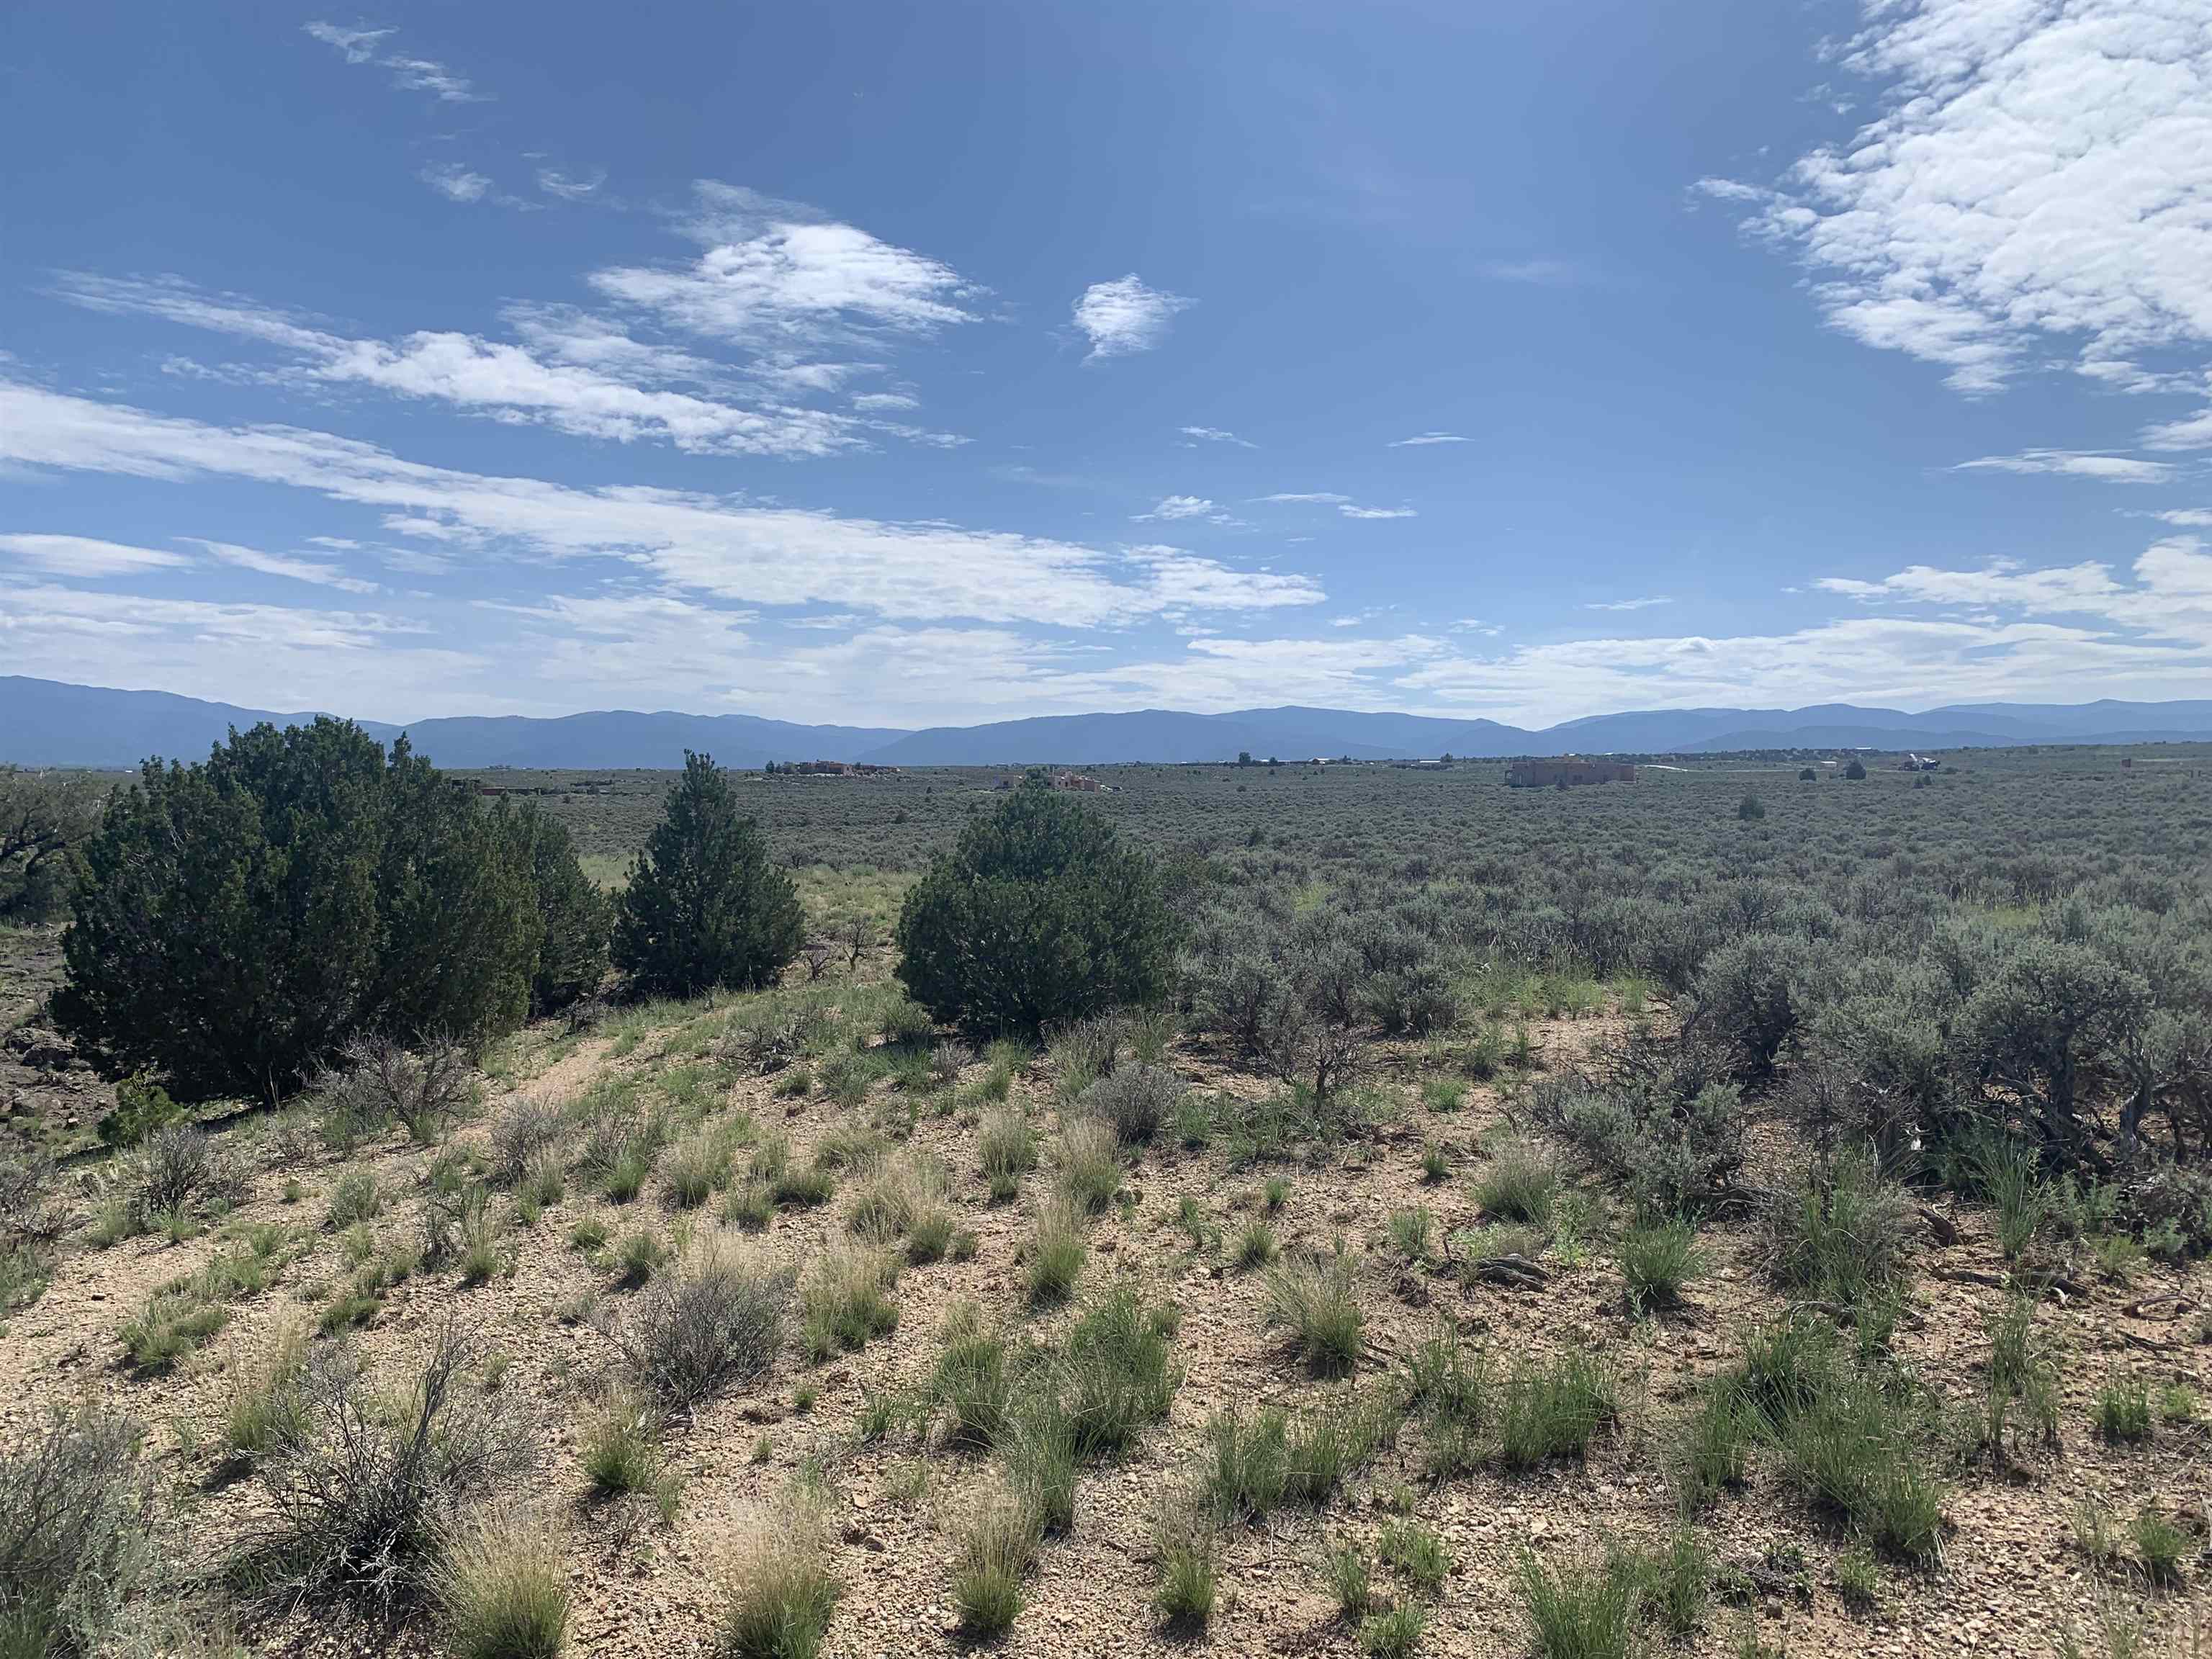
[1072,274,1195,361]
[1585,595,1673,612]
[1133,495,1226,522]
[53,274,895,459]
[536,168,605,201]
[1705,1,2212,395]
[1815,542,2212,645]
[1475,258,1586,284]
[2141,404,2212,452]
[420,163,491,204]
[1124,547,1325,613]
[2152,508,2212,527]
[1180,426,1254,448]
[852,391,918,411]
[302,22,392,63]
[384,56,479,103]
[593,182,980,348]
[0,378,1327,630]
[0,534,194,577]
[184,538,379,593]
[1257,492,1415,519]
[1956,450,2176,485]
[1388,432,1469,446]
[303,23,480,103]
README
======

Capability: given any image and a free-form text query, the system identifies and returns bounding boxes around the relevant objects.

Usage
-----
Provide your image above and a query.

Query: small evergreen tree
[896,776,1175,1038]
[503,802,611,1013]
[1845,758,1868,781]
[55,721,547,1102]
[613,752,802,996]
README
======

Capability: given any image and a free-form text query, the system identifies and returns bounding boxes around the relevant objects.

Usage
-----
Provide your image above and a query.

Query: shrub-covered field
[2,742,2209,1658]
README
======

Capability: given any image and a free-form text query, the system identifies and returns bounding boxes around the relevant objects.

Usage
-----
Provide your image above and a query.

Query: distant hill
[6,676,2212,770]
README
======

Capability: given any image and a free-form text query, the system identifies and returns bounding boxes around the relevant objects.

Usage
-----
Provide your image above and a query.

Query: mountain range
[6,676,2212,770]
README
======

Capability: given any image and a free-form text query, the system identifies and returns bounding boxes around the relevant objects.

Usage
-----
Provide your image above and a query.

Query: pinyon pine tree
[614,752,803,996]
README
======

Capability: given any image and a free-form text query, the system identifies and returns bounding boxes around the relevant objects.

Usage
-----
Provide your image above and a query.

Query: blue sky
[4,1,2210,727]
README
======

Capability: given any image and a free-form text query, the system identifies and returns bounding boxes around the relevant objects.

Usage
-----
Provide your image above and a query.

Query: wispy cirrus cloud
[535,168,606,202]
[1072,274,1195,361]
[1585,595,1672,612]
[419,163,491,204]
[0,378,1326,631]
[1955,450,2176,485]
[0,534,194,577]
[1388,431,1468,446]
[184,538,379,594]
[304,22,482,102]
[1179,425,1254,448]
[1256,492,1416,520]
[50,271,956,460]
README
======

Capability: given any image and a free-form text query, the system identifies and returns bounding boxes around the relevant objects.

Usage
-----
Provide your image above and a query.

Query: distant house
[1505,756,1637,788]
[1053,771,1104,792]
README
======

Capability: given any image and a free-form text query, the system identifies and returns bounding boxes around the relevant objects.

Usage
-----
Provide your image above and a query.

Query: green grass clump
[1619,1218,1704,1313]
[581,1392,680,1520]
[2094,1371,2153,1444]
[1054,1118,1122,1213]
[950,1487,1038,1637]
[2131,1504,2188,1586]
[1379,1518,1450,1593]
[1519,1551,1633,1659]
[325,1168,382,1228]
[1387,1206,1436,1264]
[1324,1540,1372,1620]
[1495,1349,1617,1470]
[1152,1493,1219,1627]
[979,1110,1036,1200]
[1266,1251,1364,1377]
[1473,1138,1559,1224]
[1233,1219,1279,1270]
[436,1510,570,1659]
[800,1245,899,1360]
[1025,1198,1087,1307]
[717,1490,842,1659]
[1359,1601,1428,1658]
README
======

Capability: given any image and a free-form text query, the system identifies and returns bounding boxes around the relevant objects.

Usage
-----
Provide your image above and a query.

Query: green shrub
[0,1407,152,1659]
[57,720,548,1102]
[613,752,804,997]
[615,1241,793,1406]
[508,802,611,1015]
[1076,1064,1184,1146]
[96,1074,185,1148]
[895,778,1177,1038]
